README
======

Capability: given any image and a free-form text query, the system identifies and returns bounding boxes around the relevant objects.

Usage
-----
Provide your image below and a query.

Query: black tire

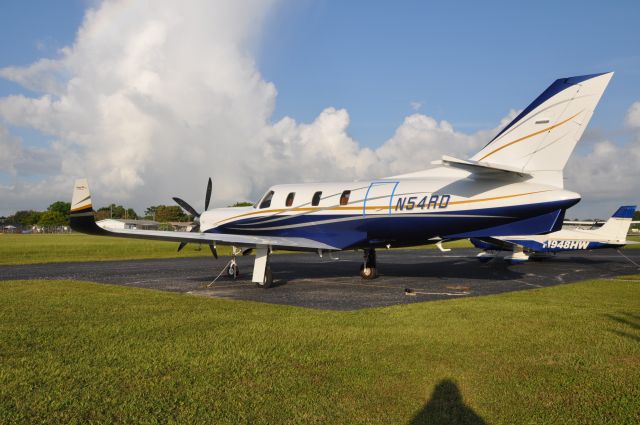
[360,264,377,280]
[227,264,239,279]
[256,268,273,288]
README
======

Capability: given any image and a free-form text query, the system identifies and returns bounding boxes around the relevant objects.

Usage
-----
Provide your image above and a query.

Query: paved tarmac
[1,249,638,310]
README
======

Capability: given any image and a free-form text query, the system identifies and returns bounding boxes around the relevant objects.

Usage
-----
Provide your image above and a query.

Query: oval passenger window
[340,190,350,206]
[312,191,322,206]
[286,192,295,207]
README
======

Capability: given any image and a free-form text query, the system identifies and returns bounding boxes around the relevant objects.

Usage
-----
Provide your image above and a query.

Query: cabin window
[340,190,351,206]
[312,191,322,206]
[285,192,296,207]
[259,191,274,209]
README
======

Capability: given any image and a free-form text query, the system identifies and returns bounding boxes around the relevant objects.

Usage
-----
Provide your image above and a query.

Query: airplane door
[363,182,399,216]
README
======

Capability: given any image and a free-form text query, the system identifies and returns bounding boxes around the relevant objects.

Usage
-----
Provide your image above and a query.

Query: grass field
[0,233,227,265]
[0,234,473,265]
[1,277,638,423]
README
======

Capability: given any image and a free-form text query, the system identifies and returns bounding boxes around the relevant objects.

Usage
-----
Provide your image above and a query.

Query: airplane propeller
[172,177,218,259]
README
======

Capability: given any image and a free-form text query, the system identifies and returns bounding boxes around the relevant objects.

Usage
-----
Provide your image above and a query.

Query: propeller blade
[173,197,200,218]
[204,177,212,211]
[177,242,188,252]
[209,244,218,259]
[242,248,253,256]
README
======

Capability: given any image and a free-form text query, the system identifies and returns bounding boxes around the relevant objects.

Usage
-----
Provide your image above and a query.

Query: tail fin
[471,72,613,187]
[70,179,108,235]
[593,205,636,242]
[71,178,93,213]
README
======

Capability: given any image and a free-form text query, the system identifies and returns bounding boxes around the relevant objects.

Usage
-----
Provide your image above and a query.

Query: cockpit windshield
[257,190,275,209]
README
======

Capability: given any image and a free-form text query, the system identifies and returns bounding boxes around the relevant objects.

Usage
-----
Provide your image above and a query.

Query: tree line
[1,201,255,228]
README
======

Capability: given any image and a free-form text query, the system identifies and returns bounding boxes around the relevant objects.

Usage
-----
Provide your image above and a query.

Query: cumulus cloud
[565,102,640,215]
[0,0,484,215]
[0,0,637,219]
[626,101,640,128]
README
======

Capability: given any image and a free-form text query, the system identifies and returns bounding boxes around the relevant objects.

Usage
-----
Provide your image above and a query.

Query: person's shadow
[409,379,485,425]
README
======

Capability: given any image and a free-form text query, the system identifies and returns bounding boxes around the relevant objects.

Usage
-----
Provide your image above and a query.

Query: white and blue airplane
[470,205,638,263]
[70,72,613,287]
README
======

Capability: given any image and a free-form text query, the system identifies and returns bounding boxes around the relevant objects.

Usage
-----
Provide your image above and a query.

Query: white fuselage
[199,168,580,250]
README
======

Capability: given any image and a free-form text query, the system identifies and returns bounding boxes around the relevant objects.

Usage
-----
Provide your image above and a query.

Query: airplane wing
[79,219,338,251]
[70,180,339,252]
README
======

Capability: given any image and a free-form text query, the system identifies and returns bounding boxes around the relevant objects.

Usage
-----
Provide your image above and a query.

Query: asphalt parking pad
[2,249,638,310]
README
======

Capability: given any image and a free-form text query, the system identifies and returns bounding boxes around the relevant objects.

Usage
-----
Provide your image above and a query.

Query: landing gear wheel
[360,248,378,280]
[226,263,239,279]
[360,264,377,280]
[256,268,273,288]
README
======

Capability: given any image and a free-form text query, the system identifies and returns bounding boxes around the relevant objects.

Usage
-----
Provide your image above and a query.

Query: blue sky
[2,0,639,148]
[259,0,640,146]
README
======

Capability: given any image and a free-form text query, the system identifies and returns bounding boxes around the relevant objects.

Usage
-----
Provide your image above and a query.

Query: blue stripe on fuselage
[208,198,578,250]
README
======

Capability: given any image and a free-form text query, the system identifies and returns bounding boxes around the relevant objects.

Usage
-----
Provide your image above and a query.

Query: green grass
[0,234,471,265]
[1,277,638,424]
[0,233,231,265]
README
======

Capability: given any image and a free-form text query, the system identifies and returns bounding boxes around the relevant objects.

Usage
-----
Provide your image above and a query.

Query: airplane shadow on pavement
[408,379,485,425]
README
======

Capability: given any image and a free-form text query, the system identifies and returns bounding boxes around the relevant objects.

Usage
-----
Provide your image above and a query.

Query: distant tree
[95,208,111,221]
[94,204,138,220]
[144,206,159,220]
[48,201,71,215]
[634,211,640,221]
[111,204,126,219]
[38,211,67,227]
[10,210,42,227]
[47,201,71,225]
[126,208,139,220]
[229,201,253,207]
[154,205,190,222]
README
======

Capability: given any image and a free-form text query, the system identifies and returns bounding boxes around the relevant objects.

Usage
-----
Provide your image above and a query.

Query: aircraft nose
[200,207,252,230]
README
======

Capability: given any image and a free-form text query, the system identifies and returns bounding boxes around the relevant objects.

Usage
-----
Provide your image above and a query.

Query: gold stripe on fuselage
[212,190,551,227]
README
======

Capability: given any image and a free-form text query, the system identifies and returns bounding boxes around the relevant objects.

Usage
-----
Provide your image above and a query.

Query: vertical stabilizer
[71,178,93,212]
[471,72,613,187]
[593,205,636,242]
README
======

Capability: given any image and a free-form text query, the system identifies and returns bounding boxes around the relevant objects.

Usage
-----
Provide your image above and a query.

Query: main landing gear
[211,245,272,288]
[252,245,273,288]
[360,248,377,279]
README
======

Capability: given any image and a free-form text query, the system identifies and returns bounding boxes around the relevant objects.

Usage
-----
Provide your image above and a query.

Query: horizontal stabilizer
[432,155,532,178]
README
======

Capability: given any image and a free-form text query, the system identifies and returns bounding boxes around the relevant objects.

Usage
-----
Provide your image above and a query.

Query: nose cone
[200,206,254,230]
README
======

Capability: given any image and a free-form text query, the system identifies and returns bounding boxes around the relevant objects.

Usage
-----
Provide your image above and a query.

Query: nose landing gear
[360,248,377,279]
[225,246,241,279]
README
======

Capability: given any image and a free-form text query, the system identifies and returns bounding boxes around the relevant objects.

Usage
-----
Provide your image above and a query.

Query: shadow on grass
[606,312,640,343]
[409,379,485,425]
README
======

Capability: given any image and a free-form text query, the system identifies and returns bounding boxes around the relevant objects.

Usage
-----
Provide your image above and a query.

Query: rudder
[471,72,613,187]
